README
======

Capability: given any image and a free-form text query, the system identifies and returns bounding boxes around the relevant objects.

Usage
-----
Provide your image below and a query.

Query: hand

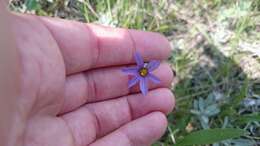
[10,13,175,146]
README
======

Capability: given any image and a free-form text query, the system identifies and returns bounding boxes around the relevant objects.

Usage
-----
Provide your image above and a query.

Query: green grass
[10,0,260,145]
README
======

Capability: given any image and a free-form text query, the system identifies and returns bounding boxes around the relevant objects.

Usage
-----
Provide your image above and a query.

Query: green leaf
[233,78,249,106]
[235,114,260,124]
[175,128,246,146]
[25,0,39,11]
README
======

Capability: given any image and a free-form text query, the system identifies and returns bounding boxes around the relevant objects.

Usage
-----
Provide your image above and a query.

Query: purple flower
[122,52,160,95]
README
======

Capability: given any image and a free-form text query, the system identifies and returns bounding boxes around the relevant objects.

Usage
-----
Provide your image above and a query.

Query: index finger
[39,17,171,75]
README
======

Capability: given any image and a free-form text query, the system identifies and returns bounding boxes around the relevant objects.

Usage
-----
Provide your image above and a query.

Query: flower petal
[134,52,144,67]
[128,76,139,88]
[147,60,160,71]
[147,73,160,84]
[139,77,148,95]
[122,67,138,75]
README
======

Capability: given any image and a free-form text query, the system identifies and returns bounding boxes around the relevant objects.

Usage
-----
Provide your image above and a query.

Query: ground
[10,0,260,146]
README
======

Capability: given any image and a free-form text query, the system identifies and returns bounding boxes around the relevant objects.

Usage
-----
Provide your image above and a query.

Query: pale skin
[0,2,175,146]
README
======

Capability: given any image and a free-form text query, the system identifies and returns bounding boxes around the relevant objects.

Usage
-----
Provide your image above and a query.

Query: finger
[86,88,174,137]
[39,16,171,74]
[61,89,174,146]
[90,112,168,146]
[61,62,173,114]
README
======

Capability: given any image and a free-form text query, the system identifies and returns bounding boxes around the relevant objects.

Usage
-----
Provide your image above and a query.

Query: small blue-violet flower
[122,52,160,95]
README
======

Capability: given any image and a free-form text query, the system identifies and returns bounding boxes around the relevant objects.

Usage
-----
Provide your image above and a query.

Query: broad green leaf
[175,128,246,146]
[25,0,39,10]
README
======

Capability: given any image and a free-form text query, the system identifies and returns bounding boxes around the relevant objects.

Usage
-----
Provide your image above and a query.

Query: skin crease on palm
[1,3,175,146]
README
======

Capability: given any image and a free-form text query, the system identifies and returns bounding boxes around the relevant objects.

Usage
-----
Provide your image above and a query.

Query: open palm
[11,13,174,146]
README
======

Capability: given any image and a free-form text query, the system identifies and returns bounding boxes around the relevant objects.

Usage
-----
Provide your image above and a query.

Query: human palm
[11,13,174,146]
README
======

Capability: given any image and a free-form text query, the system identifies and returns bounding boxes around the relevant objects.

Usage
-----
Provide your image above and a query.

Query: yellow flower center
[139,68,148,77]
